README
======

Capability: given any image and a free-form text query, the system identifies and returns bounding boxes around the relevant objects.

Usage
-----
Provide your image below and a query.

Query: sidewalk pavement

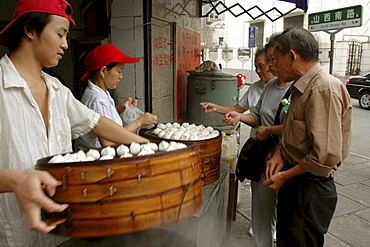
[224,150,370,247]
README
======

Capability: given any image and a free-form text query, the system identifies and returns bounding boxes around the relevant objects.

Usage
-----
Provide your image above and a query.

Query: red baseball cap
[0,0,75,46]
[80,44,140,80]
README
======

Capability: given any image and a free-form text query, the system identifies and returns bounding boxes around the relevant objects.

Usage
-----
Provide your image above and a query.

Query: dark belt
[284,161,334,181]
[303,172,333,181]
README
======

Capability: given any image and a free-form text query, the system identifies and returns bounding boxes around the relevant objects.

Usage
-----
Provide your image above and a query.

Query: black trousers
[276,173,337,247]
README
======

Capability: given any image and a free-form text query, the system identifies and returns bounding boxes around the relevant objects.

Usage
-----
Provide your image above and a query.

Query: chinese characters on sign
[308,5,362,32]
[153,36,174,67]
[178,29,200,71]
[176,26,200,122]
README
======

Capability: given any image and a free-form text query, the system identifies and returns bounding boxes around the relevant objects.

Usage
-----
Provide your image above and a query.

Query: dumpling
[163,132,174,139]
[116,144,129,156]
[120,153,133,158]
[153,128,162,135]
[140,143,153,152]
[157,123,166,130]
[86,149,100,160]
[70,152,85,162]
[130,142,141,155]
[173,122,181,128]
[101,146,116,157]
[82,156,95,162]
[158,141,169,152]
[48,154,64,163]
[206,126,214,132]
[149,142,158,152]
[138,149,155,156]
[157,130,166,138]
[100,155,114,160]
[171,133,181,140]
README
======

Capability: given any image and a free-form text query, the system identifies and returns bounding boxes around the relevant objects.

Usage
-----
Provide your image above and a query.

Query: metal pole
[324,29,342,75]
[250,47,253,82]
[329,33,335,74]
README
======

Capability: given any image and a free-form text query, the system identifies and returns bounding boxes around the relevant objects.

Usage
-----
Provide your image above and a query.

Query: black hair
[106,62,119,70]
[84,62,119,80]
[264,32,282,51]
[275,28,319,62]
[7,12,52,53]
[255,47,265,58]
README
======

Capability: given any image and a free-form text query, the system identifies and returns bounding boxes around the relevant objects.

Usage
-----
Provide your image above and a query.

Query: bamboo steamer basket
[140,129,222,186]
[35,143,202,238]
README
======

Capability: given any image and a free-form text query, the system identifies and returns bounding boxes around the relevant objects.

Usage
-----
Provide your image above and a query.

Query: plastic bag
[122,101,144,126]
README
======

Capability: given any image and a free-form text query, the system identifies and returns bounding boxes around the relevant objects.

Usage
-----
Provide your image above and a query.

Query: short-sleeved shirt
[75,81,122,150]
[281,63,352,177]
[238,79,266,136]
[251,77,293,128]
[238,79,266,114]
[0,54,100,246]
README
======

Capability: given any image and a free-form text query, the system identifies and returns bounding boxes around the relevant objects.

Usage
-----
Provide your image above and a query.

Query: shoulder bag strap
[274,87,292,126]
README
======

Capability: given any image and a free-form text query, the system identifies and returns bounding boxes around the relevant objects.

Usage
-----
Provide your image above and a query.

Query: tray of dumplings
[141,122,220,141]
[45,141,190,164]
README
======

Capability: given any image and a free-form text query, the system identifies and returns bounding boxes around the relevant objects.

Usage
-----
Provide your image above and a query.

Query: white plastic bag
[122,101,144,126]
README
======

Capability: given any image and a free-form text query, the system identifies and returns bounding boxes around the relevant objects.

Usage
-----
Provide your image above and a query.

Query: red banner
[176,26,200,122]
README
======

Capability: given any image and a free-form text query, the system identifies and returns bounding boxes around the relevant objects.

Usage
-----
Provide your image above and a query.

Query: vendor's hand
[120,97,137,111]
[136,113,158,127]
[255,126,271,141]
[200,102,218,113]
[13,170,69,233]
[264,149,284,181]
[222,111,241,126]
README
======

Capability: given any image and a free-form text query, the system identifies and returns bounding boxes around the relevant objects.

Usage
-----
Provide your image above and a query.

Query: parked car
[346,72,370,110]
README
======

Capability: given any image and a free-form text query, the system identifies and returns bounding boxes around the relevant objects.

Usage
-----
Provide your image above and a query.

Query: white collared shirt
[0,54,100,246]
[75,80,123,150]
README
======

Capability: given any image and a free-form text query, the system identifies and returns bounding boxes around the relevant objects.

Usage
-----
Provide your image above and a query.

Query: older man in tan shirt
[263,28,352,247]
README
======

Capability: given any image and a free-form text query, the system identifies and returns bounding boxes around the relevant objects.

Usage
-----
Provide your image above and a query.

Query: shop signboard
[308,5,362,32]
[248,26,257,48]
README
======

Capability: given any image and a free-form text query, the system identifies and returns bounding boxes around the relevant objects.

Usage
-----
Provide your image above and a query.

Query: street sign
[308,5,362,32]
[248,26,257,48]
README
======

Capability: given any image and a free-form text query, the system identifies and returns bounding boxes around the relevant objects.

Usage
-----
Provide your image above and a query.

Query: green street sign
[308,5,362,32]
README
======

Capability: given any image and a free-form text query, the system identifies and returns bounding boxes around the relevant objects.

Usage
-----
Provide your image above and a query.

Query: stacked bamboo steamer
[36,141,202,237]
[141,122,222,186]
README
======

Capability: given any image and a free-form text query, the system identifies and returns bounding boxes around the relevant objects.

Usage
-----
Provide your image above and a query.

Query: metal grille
[201,0,301,22]
[346,40,363,76]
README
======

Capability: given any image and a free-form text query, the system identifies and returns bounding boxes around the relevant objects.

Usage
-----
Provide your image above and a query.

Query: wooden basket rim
[36,142,198,168]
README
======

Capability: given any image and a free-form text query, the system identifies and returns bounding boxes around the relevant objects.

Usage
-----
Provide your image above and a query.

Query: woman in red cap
[75,44,157,150]
[0,0,148,246]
